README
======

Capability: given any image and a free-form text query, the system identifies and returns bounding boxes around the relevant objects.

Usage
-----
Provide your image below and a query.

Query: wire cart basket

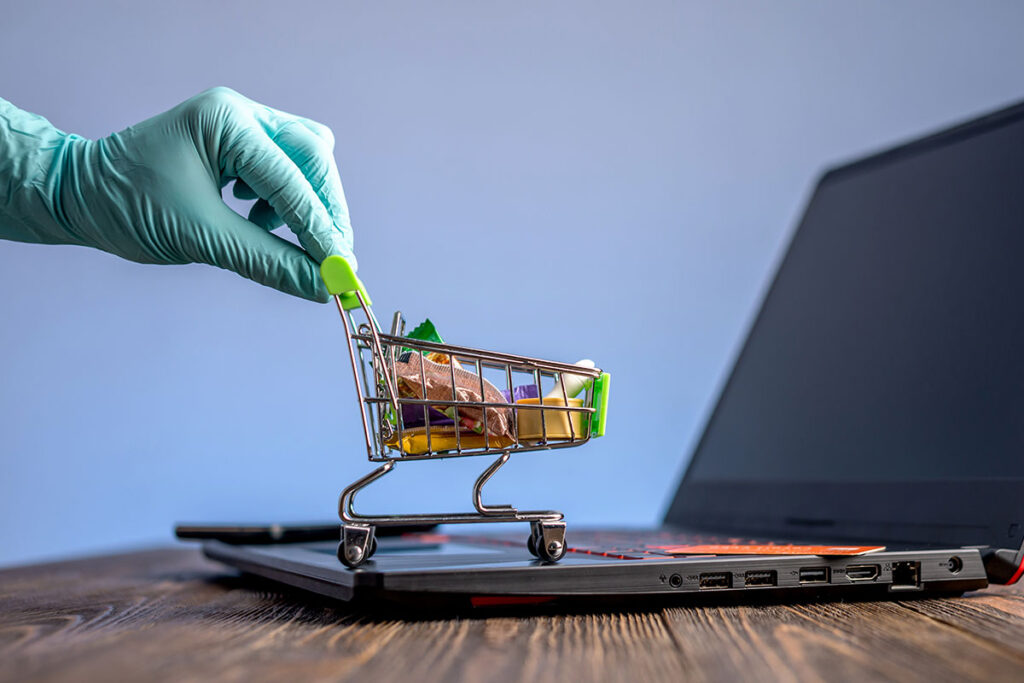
[320,256,611,568]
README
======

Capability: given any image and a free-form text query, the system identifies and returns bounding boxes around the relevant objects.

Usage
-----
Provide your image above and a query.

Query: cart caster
[529,522,566,563]
[338,524,377,568]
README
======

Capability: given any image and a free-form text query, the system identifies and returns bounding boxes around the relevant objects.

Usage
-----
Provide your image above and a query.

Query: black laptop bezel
[664,99,1024,566]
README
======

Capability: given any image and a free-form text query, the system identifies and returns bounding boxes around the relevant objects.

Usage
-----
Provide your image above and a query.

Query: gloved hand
[0,87,354,301]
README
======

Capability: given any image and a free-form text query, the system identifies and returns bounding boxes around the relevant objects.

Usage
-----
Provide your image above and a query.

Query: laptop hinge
[981,547,1024,584]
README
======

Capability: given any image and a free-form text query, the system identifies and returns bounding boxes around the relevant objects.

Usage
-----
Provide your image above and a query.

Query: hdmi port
[846,564,880,581]
[699,572,733,590]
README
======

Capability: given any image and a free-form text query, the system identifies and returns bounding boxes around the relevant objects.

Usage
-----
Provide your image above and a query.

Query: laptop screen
[669,102,1024,548]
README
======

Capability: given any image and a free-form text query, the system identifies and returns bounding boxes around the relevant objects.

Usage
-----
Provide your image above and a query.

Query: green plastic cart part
[320,255,371,310]
[590,372,611,437]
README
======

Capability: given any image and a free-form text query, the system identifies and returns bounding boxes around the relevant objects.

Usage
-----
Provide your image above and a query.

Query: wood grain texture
[0,548,1021,683]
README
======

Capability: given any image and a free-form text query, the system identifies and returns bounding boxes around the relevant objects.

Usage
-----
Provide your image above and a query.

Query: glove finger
[269,117,355,270]
[232,178,258,200]
[222,129,350,267]
[259,102,335,147]
[294,116,335,147]
[184,205,328,302]
[248,198,283,231]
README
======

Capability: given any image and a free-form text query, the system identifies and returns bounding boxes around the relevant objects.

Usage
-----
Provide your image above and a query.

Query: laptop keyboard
[560,530,773,559]
[455,530,773,560]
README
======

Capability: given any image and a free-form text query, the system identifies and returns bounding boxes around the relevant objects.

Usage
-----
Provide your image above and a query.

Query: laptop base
[201,530,988,607]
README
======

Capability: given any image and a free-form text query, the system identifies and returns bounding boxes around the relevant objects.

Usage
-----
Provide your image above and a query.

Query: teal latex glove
[0,87,354,301]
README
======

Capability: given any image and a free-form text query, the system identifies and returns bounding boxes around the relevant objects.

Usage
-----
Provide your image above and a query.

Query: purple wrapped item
[502,384,540,402]
[400,403,454,429]
[401,385,540,429]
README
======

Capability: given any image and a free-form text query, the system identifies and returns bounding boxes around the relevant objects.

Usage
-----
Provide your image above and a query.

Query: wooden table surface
[1,548,1023,682]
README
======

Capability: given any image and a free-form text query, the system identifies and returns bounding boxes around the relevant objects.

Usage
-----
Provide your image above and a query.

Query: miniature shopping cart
[320,256,610,568]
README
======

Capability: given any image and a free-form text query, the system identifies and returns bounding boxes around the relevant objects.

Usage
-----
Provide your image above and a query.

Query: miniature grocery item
[392,352,513,439]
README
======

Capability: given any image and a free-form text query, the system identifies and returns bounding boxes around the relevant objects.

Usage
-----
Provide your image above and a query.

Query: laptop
[180,99,1024,608]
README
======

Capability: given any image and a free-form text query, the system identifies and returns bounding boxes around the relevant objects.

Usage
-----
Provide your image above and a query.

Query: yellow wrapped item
[385,426,516,455]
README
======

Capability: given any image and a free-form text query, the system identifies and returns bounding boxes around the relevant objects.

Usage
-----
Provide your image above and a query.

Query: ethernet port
[890,561,921,590]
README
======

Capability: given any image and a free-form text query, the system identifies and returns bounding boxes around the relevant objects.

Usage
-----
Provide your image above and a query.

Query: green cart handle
[590,372,611,437]
[320,255,372,310]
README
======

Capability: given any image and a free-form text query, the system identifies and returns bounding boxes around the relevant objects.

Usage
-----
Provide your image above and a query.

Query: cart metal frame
[322,257,608,568]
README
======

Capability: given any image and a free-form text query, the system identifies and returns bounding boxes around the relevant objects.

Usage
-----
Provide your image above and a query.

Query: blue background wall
[2,1,1023,567]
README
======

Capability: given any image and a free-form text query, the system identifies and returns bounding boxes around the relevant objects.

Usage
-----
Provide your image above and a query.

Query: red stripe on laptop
[1003,556,1024,585]
[471,596,558,607]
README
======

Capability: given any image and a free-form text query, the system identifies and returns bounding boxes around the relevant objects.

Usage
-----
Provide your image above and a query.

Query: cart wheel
[534,524,567,563]
[338,525,376,569]
[527,533,539,558]
[339,539,377,568]
[537,537,567,562]
[527,522,543,558]
[338,541,364,569]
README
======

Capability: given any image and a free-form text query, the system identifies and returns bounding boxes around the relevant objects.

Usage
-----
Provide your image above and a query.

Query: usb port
[799,566,830,584]
[846,564,880,581]
[698,572,733,590]
[744,570,777,587]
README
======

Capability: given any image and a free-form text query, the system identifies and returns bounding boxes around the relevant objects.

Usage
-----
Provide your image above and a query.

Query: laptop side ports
[798,566,830,584]
[890,561,921,590]
[846,564,880,581]
[744,570,777,587]
[698,572,733,590]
